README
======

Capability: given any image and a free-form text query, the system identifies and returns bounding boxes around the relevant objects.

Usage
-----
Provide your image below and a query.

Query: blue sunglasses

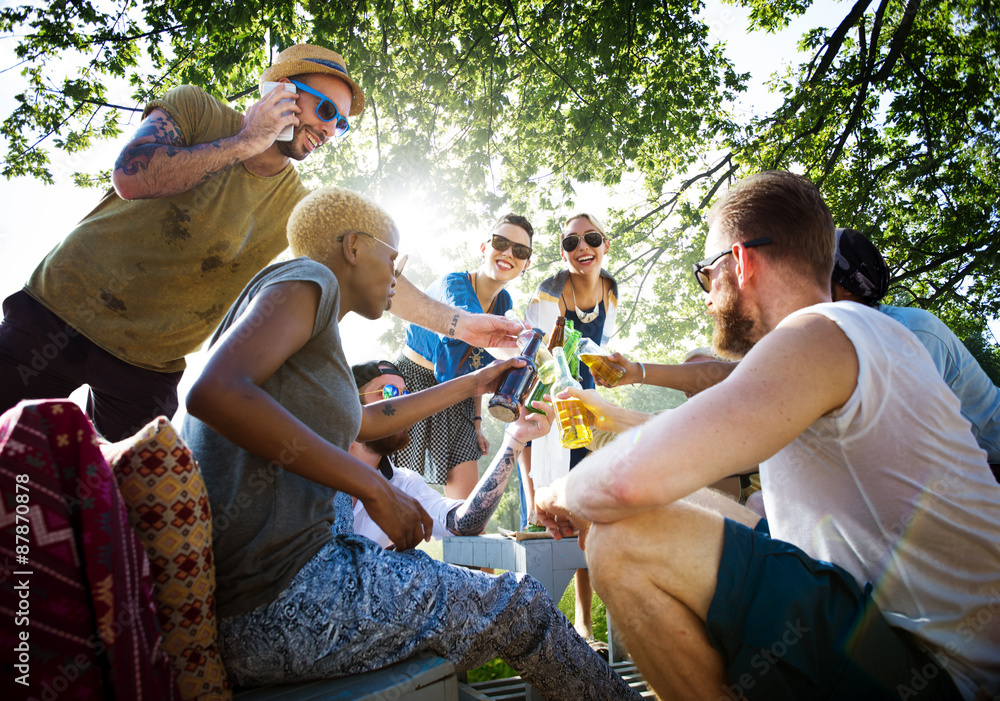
[359,384,409,400]
[288,79,350,138]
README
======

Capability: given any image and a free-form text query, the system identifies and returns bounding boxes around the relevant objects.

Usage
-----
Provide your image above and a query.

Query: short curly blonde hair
[287,186,398,262]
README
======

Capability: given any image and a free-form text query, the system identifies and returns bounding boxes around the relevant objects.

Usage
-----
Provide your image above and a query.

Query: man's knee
[585,510,671,594]
[587,503,726,599]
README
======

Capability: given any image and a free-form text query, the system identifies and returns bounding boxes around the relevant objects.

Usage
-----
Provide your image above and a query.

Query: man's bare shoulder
[729,311,859,419]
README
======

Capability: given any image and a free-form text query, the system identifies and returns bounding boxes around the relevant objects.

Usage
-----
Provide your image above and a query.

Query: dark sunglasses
[562,231,607,252]
[489,234,532,260]
[359,384,409,400]
[288,79,350,137]
[693,237,772,292]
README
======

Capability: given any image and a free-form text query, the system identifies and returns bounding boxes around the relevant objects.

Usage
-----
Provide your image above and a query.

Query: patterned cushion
[102,417,231,700]
[0,400,177,700]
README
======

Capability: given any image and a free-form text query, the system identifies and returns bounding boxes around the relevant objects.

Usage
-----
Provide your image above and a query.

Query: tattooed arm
[446,403,554,535]
[111,85,301,200]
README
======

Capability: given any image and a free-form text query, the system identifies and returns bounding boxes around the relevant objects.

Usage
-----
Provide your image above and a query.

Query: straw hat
[259,44,365,116]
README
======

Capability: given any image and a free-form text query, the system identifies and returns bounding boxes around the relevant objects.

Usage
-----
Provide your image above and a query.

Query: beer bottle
[562,320,583,380]
[578,337,626,386]
[487,329,544,422]
[547,315,566,352]
[550,348,593,449]
[525,316,565,415]
[525,346,555,415]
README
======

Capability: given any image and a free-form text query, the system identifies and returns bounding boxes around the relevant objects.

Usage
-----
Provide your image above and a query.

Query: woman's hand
[458,313,523,348]
[467,357,526,396]
[552,386,621,433]
[361,478,434,551]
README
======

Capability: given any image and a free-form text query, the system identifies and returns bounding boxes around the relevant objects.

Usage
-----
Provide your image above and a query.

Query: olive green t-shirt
[25,85,310,372]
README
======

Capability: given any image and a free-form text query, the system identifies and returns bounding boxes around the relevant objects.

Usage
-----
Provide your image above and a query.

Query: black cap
[832,228,890,303]
[351,360,404,390]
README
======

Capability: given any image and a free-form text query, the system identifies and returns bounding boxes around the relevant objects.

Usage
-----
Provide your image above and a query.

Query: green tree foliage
[2,0,998,354]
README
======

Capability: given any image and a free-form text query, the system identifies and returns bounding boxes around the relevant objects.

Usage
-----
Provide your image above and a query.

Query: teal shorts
[705,519,962,701]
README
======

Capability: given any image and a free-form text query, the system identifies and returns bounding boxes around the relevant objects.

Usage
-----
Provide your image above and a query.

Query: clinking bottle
[577,337,626,386]
[525,316,565,415]
[525,346,555,415]
[487,328,544,422]
[562,320,583,380]
[551,347,593,449]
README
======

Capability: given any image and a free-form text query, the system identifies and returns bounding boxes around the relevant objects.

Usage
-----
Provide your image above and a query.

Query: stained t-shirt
[25,85,310,372]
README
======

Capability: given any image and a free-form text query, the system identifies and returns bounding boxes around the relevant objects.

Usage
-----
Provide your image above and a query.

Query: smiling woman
[391,213,535,499]
[519,211,619,646]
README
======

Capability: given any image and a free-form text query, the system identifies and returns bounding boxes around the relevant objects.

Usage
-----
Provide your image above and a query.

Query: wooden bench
[232,653,467,701]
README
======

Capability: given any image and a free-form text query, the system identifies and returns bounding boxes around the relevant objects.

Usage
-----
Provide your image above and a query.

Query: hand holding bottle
[577,338,626,387]
[468,356,526,397]
[506,399,555,445]
[550,349,593,449]
[487,329,543,422]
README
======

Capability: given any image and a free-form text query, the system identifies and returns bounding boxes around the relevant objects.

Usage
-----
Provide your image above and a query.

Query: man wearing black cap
[832,227,1000,477]
[0,43,520,440]
[349,359,553,545]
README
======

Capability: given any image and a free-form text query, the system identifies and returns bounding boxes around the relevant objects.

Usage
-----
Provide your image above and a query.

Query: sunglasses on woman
[562,231,607,252]
[288,79,350,137]
[489,234,532,260]
[693,237,772,292]
[359,384,409,400]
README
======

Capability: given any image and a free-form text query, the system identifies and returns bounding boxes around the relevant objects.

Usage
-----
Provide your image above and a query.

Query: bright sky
[0,0,863,393]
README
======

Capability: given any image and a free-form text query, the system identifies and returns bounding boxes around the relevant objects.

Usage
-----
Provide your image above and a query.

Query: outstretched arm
[446,404,554,535]
[357,357,524,441]
[390,274,522,348]
[537,313,859,528]
[605,352,738,394]
[112,85,300,200]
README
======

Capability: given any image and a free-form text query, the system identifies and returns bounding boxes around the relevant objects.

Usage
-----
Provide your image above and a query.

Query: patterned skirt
[390,355,482,484]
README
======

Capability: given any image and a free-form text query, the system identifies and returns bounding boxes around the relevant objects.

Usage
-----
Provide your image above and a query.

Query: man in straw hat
[0,43,520,441]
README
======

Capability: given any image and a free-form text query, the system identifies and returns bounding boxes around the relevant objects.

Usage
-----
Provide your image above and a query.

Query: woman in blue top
[394,213,534,498]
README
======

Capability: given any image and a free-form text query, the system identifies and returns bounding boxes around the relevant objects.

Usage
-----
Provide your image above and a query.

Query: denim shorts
[705,518,962,701]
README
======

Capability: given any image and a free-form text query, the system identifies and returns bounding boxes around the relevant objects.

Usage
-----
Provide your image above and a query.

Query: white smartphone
[260,81,297,141]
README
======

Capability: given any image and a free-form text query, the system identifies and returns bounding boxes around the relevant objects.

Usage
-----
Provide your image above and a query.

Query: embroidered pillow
[102,417,231,700]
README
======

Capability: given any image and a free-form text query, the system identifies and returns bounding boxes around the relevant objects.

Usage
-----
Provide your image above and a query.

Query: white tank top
[762,302,1000,699]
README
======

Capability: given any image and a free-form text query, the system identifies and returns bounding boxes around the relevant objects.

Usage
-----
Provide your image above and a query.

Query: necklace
[569,277,602,324]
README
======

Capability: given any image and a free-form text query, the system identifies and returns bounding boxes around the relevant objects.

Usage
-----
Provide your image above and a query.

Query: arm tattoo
[448,313,460,338]
[115,110,238,183]
[381,403,397,417]
[447,445,518,535]
[115,112,185,176]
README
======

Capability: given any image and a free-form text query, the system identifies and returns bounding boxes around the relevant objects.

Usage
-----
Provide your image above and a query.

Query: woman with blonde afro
[179,187,638,699]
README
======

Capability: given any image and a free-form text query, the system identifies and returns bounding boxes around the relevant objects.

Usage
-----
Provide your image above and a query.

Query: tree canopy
[3,0,998,368]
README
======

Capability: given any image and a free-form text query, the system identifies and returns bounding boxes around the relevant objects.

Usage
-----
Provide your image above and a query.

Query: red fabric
[1,400,177,700]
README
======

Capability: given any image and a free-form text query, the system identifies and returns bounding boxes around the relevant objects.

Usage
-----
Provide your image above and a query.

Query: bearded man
[535,171,1000,701]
